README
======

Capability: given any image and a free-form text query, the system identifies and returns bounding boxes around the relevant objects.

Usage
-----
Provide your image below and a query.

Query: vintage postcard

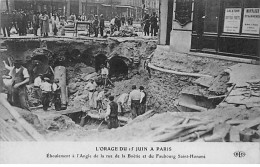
[0,0,260,164]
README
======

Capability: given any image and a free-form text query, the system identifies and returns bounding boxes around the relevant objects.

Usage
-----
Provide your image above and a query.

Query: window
[203,0,220,33]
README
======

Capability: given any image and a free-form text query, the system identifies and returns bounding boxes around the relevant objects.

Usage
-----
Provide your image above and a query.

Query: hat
[13,59,23,63]
[44,77,50,81]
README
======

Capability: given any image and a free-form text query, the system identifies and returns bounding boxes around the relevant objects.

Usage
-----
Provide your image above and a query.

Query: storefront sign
[242,8,260,35]
[223,8,242,33]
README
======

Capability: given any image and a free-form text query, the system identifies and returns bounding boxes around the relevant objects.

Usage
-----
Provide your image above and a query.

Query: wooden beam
[0,94,45,141]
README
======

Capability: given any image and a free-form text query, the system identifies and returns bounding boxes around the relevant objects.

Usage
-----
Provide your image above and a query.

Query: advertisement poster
[223,8,242,33]
[242,8,260,35]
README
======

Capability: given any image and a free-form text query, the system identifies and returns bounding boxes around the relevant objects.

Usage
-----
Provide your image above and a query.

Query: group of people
[1,58,62,112]
[32,11,62,37]
[1,9,64,38]
[33,74,61,111]
[142,12,158,36]
[1,10,30,37]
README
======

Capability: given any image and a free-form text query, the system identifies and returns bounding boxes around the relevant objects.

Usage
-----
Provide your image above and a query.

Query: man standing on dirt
[33,73,43,103]
[128,85,141,119]
[139,86,147,115]
[6,59,30,111]
[104,95,119,129]
[116,92,129,116]
[85,78,97,109]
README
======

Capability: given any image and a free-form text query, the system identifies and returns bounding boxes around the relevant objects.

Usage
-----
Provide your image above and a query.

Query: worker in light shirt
[84,78,98,109]
[4,59,30,111]
[100,64,109,87]
[33,74,43,100]
[116,92,129,116]
[128,85,141,119]
[40,77,52,111]
[104,95,119,129]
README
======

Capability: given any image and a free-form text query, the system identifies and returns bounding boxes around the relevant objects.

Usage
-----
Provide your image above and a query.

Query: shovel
[89,119,105,132]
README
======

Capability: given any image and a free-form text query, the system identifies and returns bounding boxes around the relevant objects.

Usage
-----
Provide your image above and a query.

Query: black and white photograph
[0,0,259,164]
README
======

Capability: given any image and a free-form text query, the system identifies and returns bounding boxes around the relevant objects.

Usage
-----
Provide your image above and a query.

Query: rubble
[48,115,78,131]
[111,27,138,37]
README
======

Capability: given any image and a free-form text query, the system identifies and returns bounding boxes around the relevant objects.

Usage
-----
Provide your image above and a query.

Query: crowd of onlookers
[1,10,66,37]
[1,10,159,38]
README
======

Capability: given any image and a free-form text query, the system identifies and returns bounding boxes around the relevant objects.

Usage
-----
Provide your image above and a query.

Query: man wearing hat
[7,59,30,110]
[40,77,52,111]
[103,95,119,129]
[92,15,99,37]
[33,73,43,101]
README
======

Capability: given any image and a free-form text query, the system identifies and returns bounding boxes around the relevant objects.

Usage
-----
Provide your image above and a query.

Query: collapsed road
[0,36,260,142]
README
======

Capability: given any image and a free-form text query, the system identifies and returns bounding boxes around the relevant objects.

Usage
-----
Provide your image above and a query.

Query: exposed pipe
[148,63,212,78]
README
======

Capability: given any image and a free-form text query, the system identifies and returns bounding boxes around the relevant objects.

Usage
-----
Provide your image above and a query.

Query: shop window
[203,0,220,33]
[175,0,193,26]
[223,0,242,34]
[242,0,260,35]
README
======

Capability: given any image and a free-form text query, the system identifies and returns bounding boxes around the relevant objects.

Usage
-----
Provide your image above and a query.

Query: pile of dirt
[47,115,78,131]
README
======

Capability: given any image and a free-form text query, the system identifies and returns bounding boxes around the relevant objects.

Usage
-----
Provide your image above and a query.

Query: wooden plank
[177,102,208,112]
[204,123,231,142]
[0,118,24,141]
[226,119,248,125]
[56,107,82,115]
[237,117,260,131]
[0,93,45,141]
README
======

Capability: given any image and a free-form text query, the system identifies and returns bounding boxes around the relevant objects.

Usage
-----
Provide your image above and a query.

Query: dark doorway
[81,49,93,66]
[95,54,107,72]
[109,57,128,78]
[166,0,174,45]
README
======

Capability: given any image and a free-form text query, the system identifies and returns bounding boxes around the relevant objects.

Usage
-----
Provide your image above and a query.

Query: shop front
[159,0,260,60]
[191,0,260,59]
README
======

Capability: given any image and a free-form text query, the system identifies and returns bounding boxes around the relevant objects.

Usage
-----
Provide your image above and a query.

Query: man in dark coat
[92,15,99,37]
[32,11,40,36]
[150,12,158,36]
[143,13,150,36]
[99,14,105,37]
[1,11,11,37]
[104,95,119,129]
[139,86,147,115]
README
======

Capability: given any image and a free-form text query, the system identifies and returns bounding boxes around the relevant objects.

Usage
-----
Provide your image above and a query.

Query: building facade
[159,0,260,60]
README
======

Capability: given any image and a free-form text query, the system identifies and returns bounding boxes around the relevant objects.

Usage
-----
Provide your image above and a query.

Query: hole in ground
[109,56,128,80]
[178,94,224,112]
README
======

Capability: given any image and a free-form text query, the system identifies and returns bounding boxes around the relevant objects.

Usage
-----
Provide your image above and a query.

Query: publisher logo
[234,151,246,158]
